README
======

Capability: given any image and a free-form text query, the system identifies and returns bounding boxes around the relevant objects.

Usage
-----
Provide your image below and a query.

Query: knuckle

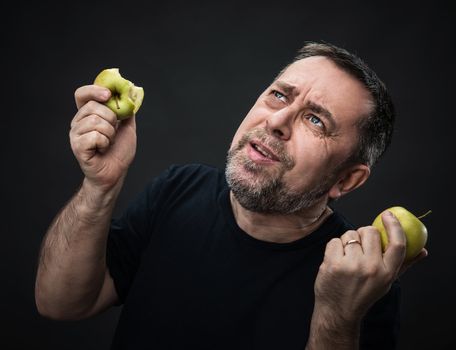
[107,125,116,139]
[341,230,357,240]
[87,114,101,127]
[360,227,380,240]
[90,130,101,143]
[368,226,381,235]
[358,225,375,233]
[71,137,83,154]
[69,131,78,147]
[86,100,99,110]
[327,238,340,247]
[350,261,363,274]
[104,110,117,125]
[100,122,115,140]
[95,131,109,146]
[388,215,401,226]
[102,134,110,145]
[326,262,345,276]
[74,87,83,100]
[70,137,77,151]
[70,109,82,126]
[363,265,380,278]
[318,262,328,273]
[389,241,406,251]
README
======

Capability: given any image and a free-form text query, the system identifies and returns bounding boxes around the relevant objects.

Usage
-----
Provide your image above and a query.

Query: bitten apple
[94,68,144,120]
[372,206,429,262]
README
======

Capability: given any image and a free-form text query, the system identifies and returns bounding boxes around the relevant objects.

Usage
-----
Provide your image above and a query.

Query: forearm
[306,304,360,350]
[35,177,123,319]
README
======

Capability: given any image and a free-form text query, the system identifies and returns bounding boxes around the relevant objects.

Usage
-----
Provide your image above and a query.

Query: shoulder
[163,163,222,181]
[144,163,226,203]
[156,163,224,189]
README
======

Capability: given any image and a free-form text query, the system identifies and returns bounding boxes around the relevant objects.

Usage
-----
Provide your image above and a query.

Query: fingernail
[385,210,394,217]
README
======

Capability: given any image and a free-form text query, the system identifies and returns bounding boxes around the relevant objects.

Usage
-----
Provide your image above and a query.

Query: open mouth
[249,141,280,161]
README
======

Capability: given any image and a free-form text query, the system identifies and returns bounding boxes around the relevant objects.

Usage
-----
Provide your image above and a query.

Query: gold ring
[344,239,361,247]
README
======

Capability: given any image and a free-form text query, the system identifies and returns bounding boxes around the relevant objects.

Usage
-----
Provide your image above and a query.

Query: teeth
[253,144,272,159]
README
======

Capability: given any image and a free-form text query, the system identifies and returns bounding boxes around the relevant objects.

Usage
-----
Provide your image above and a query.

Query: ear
[328,164,371,200]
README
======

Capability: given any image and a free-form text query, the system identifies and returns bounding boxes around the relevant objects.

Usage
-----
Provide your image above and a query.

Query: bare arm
[35,85,137,320]
[306,304,360,349]
[306,211,428,349]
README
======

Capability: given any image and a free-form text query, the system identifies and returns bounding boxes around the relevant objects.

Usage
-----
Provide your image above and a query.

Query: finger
[72,115,116,145]
[359,226,382,257]
[71,130,110,160]
[341,230,363,254]
[323,238,344,263]
[71,100,117,129]
[74,85,111,109]
[382,211,406,272]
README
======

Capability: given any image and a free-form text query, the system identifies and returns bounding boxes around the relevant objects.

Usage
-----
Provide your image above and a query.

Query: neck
[230,191,332,244]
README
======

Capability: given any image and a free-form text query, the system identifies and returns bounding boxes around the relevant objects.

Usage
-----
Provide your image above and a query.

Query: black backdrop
[4,1,455,349]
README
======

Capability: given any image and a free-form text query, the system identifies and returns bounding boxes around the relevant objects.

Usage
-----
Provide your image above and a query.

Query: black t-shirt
[107,164,400,349]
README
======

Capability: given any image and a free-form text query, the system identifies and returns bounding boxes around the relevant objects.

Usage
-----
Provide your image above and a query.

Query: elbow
[35,301,63,320]
[35,295,72,321]
[35,300,89,321]
[34,288,88,321]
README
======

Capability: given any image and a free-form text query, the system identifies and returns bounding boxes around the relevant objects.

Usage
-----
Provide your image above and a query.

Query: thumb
[382,210,406,271]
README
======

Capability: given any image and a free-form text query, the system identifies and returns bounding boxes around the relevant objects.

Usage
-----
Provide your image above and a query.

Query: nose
[265,107,295,141]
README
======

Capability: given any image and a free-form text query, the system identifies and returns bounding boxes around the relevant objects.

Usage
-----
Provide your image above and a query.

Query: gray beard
[225,129,336,215]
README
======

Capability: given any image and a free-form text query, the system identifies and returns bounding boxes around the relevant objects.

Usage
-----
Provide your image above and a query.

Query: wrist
[312,301,362,328]
[78,176,125,214]
[306,303,360,350]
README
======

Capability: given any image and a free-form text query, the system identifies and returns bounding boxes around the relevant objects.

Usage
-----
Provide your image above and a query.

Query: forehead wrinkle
[273,79,338,129]
[274,80,298,97]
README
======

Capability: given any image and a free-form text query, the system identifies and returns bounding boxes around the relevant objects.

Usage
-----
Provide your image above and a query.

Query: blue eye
[308,115,324,128]
[272,90,287,102]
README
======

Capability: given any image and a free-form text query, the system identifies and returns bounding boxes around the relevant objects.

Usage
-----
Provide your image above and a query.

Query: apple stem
[115,95,120,109]
[417,210,432,219]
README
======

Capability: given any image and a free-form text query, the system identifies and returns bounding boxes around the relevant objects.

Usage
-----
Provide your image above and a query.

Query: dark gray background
[4,0,455,348]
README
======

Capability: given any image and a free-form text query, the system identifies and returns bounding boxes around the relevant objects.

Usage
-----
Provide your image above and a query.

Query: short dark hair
[277,41,395,168]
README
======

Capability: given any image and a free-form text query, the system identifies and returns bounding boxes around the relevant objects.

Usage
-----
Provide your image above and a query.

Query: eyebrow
[274,81,297,96]
[274,80,337,129]
[307,101,336,130]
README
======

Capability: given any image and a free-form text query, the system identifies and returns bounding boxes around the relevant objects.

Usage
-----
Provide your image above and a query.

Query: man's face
[226,56,373,214]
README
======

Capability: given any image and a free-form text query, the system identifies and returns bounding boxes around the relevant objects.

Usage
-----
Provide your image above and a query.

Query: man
[35,42,427,349]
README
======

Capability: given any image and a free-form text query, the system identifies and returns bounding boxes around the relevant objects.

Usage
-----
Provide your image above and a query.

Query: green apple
[94,68,144,120]
[372,206,429,262]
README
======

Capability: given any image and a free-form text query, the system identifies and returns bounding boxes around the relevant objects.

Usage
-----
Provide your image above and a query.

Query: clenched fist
[70,85,137,192]
[313,210,427,324]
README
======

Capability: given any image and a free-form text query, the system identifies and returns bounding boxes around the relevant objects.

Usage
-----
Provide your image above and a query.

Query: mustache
[234,128,295,169]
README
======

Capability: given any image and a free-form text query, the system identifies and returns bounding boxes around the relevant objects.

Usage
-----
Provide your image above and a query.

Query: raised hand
[70,85,137,192]
[314,210,426,323]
